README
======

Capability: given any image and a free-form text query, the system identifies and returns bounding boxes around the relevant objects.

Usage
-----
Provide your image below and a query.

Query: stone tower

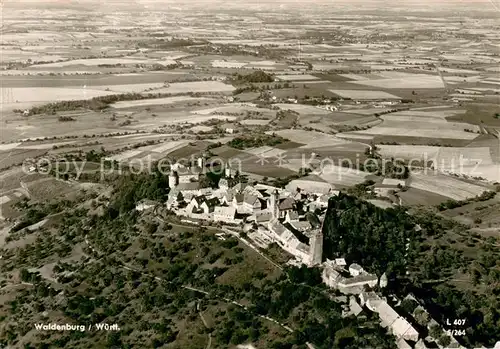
[308,228,323,266]
[379,272,388,288]
[270,189,280,219]
[197,156,205,169]
[168,170,178,189]
[225,165,232,178]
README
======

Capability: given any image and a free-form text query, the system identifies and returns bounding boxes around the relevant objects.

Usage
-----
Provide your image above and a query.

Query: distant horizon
[3,0,499,18]
[3,0,497,4]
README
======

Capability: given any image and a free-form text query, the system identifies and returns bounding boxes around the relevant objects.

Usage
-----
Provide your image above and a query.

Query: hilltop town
[136,158,469,349]
[0,0,499,348]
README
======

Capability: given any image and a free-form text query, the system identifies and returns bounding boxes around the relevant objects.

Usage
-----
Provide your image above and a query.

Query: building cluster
[136,159,473,349]
[361,292,469,349]
[322,259,382,294]
[361,292,420,344]
[144,159,341,266]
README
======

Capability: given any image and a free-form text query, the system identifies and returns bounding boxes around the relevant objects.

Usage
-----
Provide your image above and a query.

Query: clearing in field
[286,178,335,194]
[341,108,393,115]
[243,146,286,159]
[111,96,213,109]
[1,87,116,104]
[147,141,189,154]
[352,127,479,140]
[269,129,350,148]
[329,89,401,100]
[17,141,76,150]
[275,104,330,115]
[191,103,257,115]
[0,143,21,151]
[379,145,493,167]
[443,164,500,183]
[31,57,176,68]
[106,150,145,162]
[409,172,489,201]
[143,81,235,94]
[94,83,166,94]
[314,164,369,187]
[211,60,247,68]
[378,116,479,133]
[349,73,445,89]
[338,73,381,81]
[276,74,320,81]
[240,119,270,126]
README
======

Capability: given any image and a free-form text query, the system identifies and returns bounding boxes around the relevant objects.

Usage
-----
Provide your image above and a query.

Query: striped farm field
[350,74,444,89]
[409,172,489,201]
[329,89,401,100]
[144,81,235,94]
[276,74,320,81]
[314,165,370,187]
[106,150,144,162]
[353,127,479,140]
[269,129,350,148]
[275,103,330,115]
[379,145,493,167]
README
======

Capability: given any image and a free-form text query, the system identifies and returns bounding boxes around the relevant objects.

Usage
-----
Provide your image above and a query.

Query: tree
[429,324,442,339]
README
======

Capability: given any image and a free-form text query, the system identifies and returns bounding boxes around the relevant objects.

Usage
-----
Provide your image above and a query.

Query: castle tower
[308,229,323,266]
[270,189,280,219]
[379,272,388,288]
[168,170,178,189]
[225,165,232,178]
[197,156,205,169]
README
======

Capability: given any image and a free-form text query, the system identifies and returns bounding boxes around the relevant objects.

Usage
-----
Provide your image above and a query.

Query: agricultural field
[30,57,177,68]
[0,87,116,111]
[349,72,445,89]
[379,145,494,166]
[408,172,490,201]
[346,108,482,142]
[329,89,401,100]
[274,103,330,115]
[269,129,355,148]
[314,164,370,187]
[276,74,320,81]
[141,81,235,94]
[111,96,216,109]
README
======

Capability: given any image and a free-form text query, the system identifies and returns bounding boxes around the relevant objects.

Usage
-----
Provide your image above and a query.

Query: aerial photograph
[0,0,499,348]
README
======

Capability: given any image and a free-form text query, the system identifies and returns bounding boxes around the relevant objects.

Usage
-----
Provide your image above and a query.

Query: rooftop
[177,182,201,191]
[376,301,400,328]
[349,263,364,271]
[340,274,378,286]
[214,206,236,217]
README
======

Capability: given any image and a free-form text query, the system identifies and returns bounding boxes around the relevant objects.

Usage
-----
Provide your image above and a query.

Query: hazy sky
[3,0,498,12]
[3,0,497,3]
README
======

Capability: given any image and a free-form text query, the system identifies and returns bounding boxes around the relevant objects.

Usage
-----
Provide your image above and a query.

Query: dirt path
[197,302,212,349]
[157,219,284,271]
[84,235,294,334]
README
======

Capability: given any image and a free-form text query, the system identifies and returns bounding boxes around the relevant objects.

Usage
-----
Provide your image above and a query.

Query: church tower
[225,165,233,178]
[270,189,280,219]
[168,170,178,189]
[308,229,323,266]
